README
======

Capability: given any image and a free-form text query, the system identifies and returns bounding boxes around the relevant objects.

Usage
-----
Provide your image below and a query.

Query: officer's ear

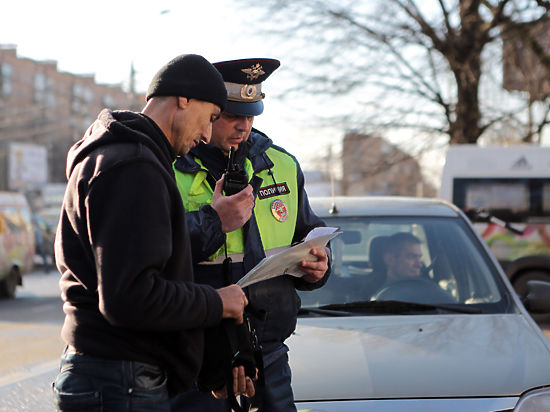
[177,97,190,110]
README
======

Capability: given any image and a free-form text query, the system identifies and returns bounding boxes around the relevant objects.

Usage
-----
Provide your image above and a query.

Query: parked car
[31,213,55,270]
[289,196,550,412]
[0,191,35,298]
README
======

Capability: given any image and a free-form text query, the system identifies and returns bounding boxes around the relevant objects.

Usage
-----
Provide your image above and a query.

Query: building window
[34,73,55,107]
[72,83,94,113]
[102,94,115,108]
[34,73,46,103]
[0,63,12,97]
[72,84,82,113]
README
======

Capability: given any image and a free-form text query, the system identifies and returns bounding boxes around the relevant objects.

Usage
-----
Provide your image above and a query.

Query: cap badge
[241,64,265,80]
[240,84,257,100]
[271,199,289,222]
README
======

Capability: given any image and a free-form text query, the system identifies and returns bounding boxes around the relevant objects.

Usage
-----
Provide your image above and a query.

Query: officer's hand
[211,366,256,399]
[300,247,329,283]
[211,176,254,233]
[217,284,247,323]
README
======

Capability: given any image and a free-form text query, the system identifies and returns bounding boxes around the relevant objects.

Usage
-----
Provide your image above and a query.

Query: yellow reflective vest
[174,146,299,262]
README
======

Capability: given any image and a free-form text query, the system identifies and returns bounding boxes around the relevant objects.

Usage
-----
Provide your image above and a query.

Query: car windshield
[298,215,513,315]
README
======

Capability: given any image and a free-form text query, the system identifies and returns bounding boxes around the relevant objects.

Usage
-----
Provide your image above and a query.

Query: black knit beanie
[146,54,227,110]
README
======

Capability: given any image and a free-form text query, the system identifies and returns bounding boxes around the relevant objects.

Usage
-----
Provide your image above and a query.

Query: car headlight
[514,387,550,411]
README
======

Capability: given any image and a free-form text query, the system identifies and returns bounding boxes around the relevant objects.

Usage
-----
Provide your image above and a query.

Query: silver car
[290,196,550,412]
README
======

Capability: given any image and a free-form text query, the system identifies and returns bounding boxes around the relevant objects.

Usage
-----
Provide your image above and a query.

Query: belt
[197,245,290,265]
[64,345,165,386]
[199,253,245,265]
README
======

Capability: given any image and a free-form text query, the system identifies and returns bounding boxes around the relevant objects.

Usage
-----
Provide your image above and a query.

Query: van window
[543,183,550,213]
[453,178,549,222]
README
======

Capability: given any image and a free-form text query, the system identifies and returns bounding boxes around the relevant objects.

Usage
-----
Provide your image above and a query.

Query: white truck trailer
[439,144,550,295]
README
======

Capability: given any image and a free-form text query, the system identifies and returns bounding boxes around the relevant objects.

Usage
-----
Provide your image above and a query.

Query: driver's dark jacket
[173,129,331,362]
[56,109,223,395]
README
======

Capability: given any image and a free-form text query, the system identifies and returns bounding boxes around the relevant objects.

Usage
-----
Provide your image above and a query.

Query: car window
[299,216,511,314]
[1,206,23,233]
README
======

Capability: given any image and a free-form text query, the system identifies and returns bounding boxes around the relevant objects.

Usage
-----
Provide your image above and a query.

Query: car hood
[288,314,550,400]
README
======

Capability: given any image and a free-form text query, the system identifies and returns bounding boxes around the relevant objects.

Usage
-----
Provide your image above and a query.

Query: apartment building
[341,131,436,197]
[0,45,143,189]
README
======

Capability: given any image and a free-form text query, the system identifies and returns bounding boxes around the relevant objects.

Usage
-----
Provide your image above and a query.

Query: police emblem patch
[271,199,289,222]
[240,84,257,100]
[241,63,265,80]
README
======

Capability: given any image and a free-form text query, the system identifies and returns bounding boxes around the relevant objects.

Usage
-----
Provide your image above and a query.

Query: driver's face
[388,242,423,278]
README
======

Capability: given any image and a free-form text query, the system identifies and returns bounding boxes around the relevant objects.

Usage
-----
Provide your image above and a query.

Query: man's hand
[211,176,254,233]
[212,366,257,399]
[299,247,329,283]
[217,285,247,323]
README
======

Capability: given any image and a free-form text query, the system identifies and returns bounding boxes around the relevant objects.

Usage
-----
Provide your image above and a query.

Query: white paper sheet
[237,227,341,288]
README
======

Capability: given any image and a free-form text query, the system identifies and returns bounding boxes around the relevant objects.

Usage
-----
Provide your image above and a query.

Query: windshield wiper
[318,300,482,314]
[298,307,353,317]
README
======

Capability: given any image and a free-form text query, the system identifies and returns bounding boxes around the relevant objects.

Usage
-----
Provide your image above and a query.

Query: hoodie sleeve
[85,160,222,330]
[185,205,226,263]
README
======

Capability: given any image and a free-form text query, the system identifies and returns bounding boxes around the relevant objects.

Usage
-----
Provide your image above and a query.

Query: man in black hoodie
[52,54,253,412]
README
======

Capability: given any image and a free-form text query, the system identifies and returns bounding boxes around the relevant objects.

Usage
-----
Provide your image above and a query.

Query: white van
[439,144,550,295]
[0,191,35,298]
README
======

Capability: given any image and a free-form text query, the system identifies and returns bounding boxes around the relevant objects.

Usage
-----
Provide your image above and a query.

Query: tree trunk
[450,65,483,144]
[448,0,485,144]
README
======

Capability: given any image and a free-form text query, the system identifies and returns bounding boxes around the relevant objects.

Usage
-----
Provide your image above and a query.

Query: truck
[0,191,35,298]
[439,144,550,296]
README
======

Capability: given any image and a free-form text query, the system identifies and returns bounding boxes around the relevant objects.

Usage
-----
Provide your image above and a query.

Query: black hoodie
[56,109,222,395]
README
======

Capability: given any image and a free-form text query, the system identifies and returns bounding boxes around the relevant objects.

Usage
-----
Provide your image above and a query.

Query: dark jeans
[53,348,170,412]
[170,353,296,412]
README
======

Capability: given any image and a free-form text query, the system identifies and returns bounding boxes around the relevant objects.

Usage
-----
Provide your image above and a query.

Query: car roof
[309,196,461,218]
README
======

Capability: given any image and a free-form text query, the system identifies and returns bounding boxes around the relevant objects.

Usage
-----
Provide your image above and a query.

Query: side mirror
[522,280,550,313]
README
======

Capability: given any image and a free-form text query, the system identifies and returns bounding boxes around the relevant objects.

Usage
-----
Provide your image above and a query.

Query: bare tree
[236,0,550,145]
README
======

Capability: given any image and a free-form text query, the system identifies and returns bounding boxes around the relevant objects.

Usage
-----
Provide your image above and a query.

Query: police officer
[171,58,331,411]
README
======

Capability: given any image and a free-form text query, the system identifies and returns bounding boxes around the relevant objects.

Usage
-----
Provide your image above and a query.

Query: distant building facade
[0,45,143,189]
[341,132,435,197]
[502,19,550,101]
[303,170,341,197]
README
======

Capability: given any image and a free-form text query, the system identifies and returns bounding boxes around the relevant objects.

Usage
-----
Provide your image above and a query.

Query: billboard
[8,143,48,191]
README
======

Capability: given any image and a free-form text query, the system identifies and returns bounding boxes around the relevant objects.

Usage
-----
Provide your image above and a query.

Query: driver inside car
[384,232,424,281]
[368,232,425,300]
[370,232,455,304]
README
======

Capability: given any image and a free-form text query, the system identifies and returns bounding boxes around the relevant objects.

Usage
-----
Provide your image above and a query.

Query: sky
[0,0,460,189]
[0,1,346,172]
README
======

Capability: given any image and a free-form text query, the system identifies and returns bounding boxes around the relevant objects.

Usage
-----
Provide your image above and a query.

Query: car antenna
[328,144,338,215]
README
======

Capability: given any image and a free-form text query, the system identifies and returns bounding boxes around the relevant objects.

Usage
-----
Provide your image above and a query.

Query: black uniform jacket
[174,129,331,363]
[56,109,223,395]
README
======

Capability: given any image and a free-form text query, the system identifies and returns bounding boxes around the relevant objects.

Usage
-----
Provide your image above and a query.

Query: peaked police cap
[213,58,280,116]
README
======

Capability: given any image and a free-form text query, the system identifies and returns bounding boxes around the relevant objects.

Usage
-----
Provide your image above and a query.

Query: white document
[237,227,341,288]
